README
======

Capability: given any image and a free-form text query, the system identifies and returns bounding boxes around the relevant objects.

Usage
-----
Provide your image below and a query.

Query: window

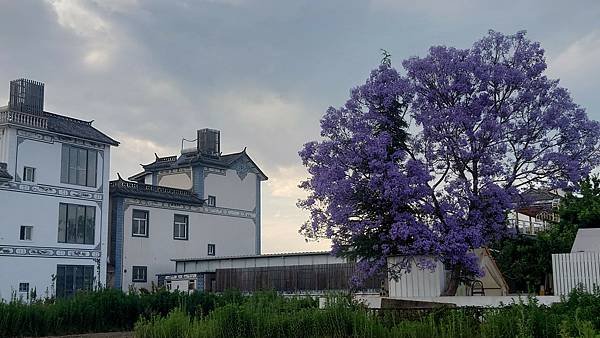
[207,195,216,207]
[60,145,97,187]
[20,226,32,241]
[23,167,35,182]
[132,266,147,282]
[58,203,95,245]
[132,210,149,237]
[208,244,215,256]
[19,282,29,293]
[173,215,189,240]
[55,265,94,298]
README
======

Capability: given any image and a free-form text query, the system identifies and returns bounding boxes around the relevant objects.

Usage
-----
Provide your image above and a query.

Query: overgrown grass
[3,287,600,337]
[135,288,600,338]
[0,288,219,337]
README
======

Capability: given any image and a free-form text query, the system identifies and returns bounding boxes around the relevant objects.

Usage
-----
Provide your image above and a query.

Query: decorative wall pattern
[0,181,104,202]
[124,198,256,219]
[230,158,255,180]
[0,245,101,259]
[204,167,226,177]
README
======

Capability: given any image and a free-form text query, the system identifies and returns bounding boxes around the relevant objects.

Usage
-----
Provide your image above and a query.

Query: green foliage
[4,288,600,337]
[492,176,600,294]
[0,288,218,337]
[560,176,600,230]
[134,290,600,338]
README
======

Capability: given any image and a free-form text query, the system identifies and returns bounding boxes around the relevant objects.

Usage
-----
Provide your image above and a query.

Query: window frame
[58,203,96,245]
[18,282,29,293]
[173,214,189,240]
[60,144,98,187]
[55,265,94,298]
[132,209,149,238]
[207,195,216,207]
[19,225,33,241]
[132,266,148,283]
[207,243,216,256]
[23,166,35,182]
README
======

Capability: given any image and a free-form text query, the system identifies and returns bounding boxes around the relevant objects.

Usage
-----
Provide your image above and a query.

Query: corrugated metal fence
[552,252,600,295]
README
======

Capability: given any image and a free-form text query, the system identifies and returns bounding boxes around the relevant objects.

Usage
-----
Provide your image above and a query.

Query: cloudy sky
[1,0,599,253]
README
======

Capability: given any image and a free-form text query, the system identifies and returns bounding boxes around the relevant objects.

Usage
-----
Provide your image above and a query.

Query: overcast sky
[1,0,599,253]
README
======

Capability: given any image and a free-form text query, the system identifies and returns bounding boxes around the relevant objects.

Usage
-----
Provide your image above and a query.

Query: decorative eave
[139,148,268,181]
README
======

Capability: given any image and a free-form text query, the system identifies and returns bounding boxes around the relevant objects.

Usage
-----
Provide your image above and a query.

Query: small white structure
[0,79,118,301]
[108,129,267,291]
[552,228,600,295]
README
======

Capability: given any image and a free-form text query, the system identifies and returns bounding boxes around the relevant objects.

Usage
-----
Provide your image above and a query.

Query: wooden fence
[552,252,600,295]
[215,263,382,293]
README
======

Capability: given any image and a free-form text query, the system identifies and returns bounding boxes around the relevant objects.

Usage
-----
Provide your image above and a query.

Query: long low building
[159,252,383,294]
[159,249,509,299]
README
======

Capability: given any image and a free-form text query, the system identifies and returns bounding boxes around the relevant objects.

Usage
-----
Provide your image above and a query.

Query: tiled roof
[0,106,118,146]
[109,179,204,205]
[134,149,267,180]
[44,112,119,146]
[0,162,12,181]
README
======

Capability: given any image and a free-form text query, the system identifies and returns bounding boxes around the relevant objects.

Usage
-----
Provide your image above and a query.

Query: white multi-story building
[108,129,267,291]
[0,79,118,301]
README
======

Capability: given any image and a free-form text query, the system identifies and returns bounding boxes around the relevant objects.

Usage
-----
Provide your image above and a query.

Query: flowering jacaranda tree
[299,31,600,295]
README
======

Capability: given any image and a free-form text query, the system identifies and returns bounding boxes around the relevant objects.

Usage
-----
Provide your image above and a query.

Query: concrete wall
[0,127,111,301]
[157,171,192,190]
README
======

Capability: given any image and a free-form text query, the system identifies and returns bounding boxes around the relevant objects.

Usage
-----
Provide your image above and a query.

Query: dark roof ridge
[43,111,93,126]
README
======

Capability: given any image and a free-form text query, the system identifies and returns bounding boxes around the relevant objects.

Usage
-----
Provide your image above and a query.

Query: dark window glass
[207,195,216,207]
[58,204,67,242]
[23,167,35,182]
[87,150,97,187]
[20,226,32,240]
[208,244,215,256]
[56,265,94,298]
[132,266,147,282]
[58,203,95,244]
[61,145,98,187]
[85,206,95,244]
[61,145,69,183]
[19,283,29,293]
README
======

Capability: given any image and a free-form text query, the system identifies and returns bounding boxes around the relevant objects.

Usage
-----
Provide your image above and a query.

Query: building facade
[0,79,118,301]
[108,129,266,291]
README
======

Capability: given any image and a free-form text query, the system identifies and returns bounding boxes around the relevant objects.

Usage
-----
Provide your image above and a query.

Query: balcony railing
[110,180,195,197]
[0,110,48,129]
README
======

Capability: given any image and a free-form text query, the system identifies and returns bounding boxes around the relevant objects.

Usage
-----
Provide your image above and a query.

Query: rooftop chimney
[9,78,44,115]
[197,128,220,157]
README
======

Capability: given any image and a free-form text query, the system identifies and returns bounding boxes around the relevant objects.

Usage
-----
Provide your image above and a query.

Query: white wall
[0,127,112,301]
[0,256,99,302]
[203,169,257,211]
[120,202,257,290]
[553,252,600,295]
[387,257,446,298]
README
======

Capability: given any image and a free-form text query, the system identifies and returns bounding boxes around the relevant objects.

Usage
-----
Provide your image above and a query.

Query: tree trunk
[441,266,461,296]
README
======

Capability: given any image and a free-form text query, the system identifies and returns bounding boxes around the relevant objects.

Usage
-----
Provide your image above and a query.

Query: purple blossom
[299,31,600,292]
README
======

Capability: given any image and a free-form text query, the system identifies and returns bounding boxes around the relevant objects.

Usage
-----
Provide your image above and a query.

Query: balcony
[109,179,204,205]
[0,110,48,129]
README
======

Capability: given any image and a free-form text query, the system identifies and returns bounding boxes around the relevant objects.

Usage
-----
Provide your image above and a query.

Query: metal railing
[0,110,48,129]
